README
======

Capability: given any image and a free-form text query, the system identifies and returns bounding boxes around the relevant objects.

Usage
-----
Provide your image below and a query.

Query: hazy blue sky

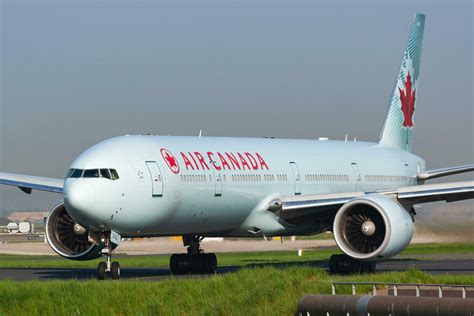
[0,1,472,213]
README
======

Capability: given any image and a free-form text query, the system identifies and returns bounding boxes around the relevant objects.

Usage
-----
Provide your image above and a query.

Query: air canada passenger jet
[1,13,473,280]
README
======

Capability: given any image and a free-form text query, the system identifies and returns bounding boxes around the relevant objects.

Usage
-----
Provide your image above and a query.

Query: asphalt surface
[0,255,472,281]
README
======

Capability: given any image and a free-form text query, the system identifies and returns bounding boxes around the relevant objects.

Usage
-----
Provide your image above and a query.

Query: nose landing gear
[96,232,121,280]
[169,235,217,275]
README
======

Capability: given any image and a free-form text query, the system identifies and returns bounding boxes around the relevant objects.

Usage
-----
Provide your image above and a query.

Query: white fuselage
[63,135,424,238]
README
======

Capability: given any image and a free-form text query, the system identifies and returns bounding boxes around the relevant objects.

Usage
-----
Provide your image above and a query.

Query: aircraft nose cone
[63,181,96,221]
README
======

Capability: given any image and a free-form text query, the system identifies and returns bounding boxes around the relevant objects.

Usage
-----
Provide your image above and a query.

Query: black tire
[170,254,178,275]
[178,254,191,274]
[330,254,375,275]
[329,254,354,275]
[329,254,342,274]
[111,262,120,280]
[190,254,203,274]
[362,261,376,273]
[97,262,107,280]
[171,254,190,275]
[206,253,217,274]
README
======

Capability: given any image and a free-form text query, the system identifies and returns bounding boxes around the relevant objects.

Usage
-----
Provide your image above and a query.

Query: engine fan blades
[343,207,385,254]
[54,209,90,254]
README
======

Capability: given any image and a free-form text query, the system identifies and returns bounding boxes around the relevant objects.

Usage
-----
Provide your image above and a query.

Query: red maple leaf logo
[164,153,177,168]
[161,148,179,174]
[398,71,416,128]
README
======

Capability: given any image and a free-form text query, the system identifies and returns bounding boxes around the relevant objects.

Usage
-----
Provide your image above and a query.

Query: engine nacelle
[45,202,102,261]
[333,194,413,261]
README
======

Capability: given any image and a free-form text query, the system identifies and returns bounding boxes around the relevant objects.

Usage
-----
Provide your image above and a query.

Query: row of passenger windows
[365,175,408,182]
[233,174,260,182]
[66,168,120,180]
[180,173,289,183]
[179,173,409,184]
[305,174,349,182]
[181,174,210,182]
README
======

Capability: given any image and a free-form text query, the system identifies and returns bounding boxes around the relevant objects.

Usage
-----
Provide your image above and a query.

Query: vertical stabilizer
[379,13,425,152]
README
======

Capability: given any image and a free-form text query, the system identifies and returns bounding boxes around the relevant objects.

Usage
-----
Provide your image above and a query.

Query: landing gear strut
[169,235,217,275]
[329,254,376,275]
[97,232,121,280]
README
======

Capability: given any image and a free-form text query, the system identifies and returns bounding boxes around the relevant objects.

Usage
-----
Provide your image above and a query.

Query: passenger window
[71,169,83,178]
[100,169,111,179]
[110,169,120,180]
[83,169,100,178]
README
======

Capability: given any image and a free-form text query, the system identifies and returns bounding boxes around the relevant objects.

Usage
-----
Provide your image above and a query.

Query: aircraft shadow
[0,257,436,281]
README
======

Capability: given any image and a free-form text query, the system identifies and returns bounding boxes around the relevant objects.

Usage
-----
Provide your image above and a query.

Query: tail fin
[379,13,425,152]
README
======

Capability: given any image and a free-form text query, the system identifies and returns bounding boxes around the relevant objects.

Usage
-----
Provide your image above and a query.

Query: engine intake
[45,202,102,260]
[333,194,413,261]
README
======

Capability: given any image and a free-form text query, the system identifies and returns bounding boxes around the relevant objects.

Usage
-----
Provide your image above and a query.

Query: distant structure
[7,212,47,222]
[6,222,19,233]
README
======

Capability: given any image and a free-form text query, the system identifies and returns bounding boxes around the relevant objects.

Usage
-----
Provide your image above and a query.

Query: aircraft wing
[0,172,64,194]
[268,181,474,222]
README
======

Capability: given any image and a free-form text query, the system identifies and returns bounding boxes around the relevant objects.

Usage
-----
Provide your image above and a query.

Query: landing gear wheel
[190,255,203,275]
[170,254,191,275]
[170,254,178,275]
[205,253,217,274]
[170,235,218,275]
[97,262,107,280]
[111,262,121,280]
[329,254,376,275]
[361,261,376,273]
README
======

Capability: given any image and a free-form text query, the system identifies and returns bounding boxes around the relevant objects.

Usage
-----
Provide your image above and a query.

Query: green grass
[0,267,472,316]
[0,242,471,269]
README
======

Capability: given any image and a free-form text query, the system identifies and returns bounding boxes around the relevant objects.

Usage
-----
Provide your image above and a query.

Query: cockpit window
[67,168,118,180]
[70,169,83,178]
[66,169,75,178]
[100,169,111,179]
[83,169,100,178]
[110,169,119,180]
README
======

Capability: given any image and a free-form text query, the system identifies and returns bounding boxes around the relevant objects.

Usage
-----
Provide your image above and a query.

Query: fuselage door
[289,162,301,195]
[145,161,163,197]
[210,159,222,197]
[351,162,362,191]
[404,163,411,184]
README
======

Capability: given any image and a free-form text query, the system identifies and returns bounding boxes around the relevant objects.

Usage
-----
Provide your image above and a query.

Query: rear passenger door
[289,162,301,195]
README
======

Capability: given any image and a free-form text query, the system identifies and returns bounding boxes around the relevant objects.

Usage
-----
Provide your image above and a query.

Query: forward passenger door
[145,161,163,197]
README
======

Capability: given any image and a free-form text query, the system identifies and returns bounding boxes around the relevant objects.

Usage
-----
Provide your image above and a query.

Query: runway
[0,254,472,281]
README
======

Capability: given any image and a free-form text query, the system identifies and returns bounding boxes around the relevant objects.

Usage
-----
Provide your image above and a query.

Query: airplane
[0,13,473,280]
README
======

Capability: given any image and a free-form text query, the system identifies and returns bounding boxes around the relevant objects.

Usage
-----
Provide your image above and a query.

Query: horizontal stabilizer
[416,164,474,181]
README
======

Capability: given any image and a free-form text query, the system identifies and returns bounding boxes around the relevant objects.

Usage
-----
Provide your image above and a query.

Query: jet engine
[333,194,413,261]
[45,202,102,260]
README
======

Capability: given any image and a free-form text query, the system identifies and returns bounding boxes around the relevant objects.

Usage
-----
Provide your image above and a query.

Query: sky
[0,1,473,213]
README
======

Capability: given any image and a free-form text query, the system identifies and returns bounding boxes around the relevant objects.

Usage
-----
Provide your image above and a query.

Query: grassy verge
[0,267,472,316]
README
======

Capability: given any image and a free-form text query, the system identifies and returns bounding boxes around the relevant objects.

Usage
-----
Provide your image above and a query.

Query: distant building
[7,212,47,222]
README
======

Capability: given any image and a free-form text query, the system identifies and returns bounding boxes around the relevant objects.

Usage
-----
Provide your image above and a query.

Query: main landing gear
[329,254,376,275]
[97,232,120,280]
[169,235,217,275]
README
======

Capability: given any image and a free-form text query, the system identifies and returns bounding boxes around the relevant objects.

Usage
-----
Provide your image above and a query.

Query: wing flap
[0,172,64,194]
[397,181,474,204]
